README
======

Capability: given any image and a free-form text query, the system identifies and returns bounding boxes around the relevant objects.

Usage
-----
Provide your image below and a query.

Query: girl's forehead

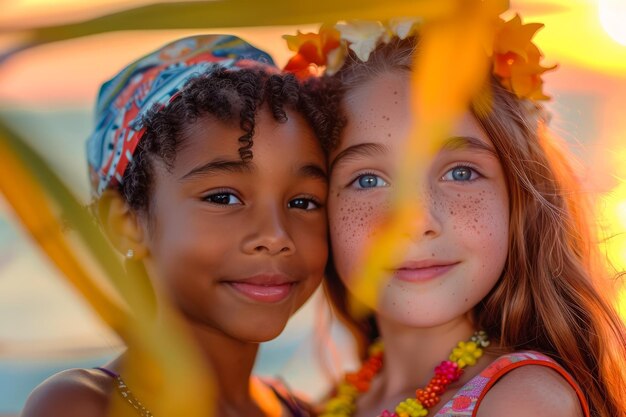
[344,72,410,112]
[170,110,325,178]
[339,73,492,154]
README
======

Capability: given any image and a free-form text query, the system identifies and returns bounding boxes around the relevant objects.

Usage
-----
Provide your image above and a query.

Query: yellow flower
[283,13,554,103]
[492,14,556,100]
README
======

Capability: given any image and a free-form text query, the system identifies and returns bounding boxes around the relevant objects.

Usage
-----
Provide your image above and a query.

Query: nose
[403,192,442,241]
[241,206,296,256]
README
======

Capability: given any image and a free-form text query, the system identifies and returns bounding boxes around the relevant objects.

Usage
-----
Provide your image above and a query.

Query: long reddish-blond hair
[324,37,626,417]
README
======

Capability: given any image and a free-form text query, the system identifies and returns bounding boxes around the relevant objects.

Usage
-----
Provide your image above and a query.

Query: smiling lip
[224,274,296,303]
[391,261,459,283]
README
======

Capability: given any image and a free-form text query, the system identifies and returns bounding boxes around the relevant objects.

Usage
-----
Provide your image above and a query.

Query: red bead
[328,334,488,417]
[423,397,439,408]
[354,380,370,392]
[416,387,440,409]
[345,373,358,384]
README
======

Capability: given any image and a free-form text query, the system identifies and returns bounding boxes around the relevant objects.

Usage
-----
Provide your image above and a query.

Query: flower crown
[283,14,556,101]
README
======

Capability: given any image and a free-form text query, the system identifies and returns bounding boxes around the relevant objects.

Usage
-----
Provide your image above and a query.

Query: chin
[232,322,288,343]
[377,300,468,329]
[219,308,293,342]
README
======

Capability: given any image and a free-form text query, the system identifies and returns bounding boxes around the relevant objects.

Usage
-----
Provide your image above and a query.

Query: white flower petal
[388,17,423,40]
[349,37,380,62]
[325,43,348,75]
[381,27,394,44]
[336,20,386,43]
[336,20,386,62]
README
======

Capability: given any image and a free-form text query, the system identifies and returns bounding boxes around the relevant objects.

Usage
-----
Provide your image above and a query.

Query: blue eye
[288,198,320,211]
[351,174,389,189]
[442,166,480,182]
[203,192,242,205]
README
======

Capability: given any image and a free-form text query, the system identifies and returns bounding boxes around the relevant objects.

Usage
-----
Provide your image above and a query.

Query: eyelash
[348,171,389,190]
[202,189,242,206]
[288,195,324,211]
[441,162,482,182]
[344,162,482,189]
[202,190,323,210]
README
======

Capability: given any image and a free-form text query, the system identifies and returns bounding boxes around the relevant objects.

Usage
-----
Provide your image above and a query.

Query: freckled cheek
[328,193,390,280]
[445,190,509,261]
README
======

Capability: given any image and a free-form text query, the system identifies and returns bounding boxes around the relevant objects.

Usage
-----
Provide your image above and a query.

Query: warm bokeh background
[0,0,625,415]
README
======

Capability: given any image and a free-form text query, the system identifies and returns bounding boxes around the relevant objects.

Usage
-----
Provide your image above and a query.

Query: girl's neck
[150,282,262,406]
[375,315,475,398]
[190,323,286,417]
[189,323,260,403]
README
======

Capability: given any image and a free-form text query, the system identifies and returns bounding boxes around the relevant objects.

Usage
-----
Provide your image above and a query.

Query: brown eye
[288,198,320,210]
[203,193,242,205]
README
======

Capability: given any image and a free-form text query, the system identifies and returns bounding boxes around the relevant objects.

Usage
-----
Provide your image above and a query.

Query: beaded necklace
[97,367,306,417]
[320,331,490,417]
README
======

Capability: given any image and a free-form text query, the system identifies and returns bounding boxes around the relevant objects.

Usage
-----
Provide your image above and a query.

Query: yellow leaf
[3,0,508,55]
[0,119,214,417]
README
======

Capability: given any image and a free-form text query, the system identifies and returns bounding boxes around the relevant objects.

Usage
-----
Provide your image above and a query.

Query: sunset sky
[0,0,625,104]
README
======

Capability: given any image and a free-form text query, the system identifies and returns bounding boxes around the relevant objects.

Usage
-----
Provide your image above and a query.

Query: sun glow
[599,177,626,321]
[599,0,626,47]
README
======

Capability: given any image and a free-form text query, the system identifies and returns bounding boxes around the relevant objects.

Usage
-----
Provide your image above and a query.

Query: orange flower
[283,24,343,78]
[492,14,556,101]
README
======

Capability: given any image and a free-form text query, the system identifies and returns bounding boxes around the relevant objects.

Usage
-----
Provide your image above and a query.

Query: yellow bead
[321,333,488,417]
[396,398,427,417]
[368,341,384,355]
[337,383,358,397]
[450,339,484,369]
[324,397,355,414]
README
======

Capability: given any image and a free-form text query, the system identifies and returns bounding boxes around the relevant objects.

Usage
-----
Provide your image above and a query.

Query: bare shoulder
[476,364,584,417]
[21,368,114,417]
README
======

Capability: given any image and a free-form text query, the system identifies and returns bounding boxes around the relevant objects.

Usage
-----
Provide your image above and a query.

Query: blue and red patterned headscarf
[86,35,275,199]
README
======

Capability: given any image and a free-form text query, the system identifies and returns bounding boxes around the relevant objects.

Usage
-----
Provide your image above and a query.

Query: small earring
[126,248,135,259]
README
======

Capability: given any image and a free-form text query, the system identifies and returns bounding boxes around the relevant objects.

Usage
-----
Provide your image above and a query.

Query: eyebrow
[442,136,497,156]
[330,142,389,172]
[180,158,327,183]
[298,164,328,181]
[180,158,254,181]
[330,136,496,172]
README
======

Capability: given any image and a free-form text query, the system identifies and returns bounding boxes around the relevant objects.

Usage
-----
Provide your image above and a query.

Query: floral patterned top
[434,351,590,417]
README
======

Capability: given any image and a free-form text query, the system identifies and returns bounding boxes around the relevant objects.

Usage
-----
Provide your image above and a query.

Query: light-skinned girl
[291,16,626,417]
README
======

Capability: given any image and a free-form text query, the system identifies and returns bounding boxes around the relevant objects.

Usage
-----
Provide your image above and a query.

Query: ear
[97,189,150,260]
